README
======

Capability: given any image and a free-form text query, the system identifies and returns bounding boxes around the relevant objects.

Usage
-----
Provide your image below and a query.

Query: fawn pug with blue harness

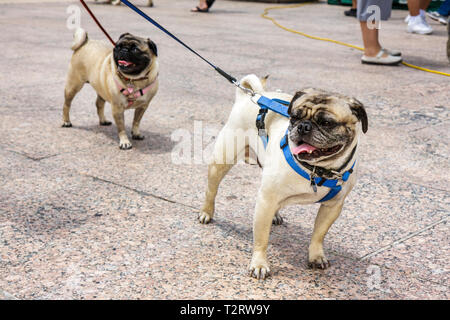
[198,74,368,279]
[62,29,158,149]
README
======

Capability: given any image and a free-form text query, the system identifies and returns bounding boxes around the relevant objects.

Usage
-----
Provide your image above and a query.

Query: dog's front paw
[111,0,121,5]
[62,121,72,128]
[308,244,331,269]
[272,212,284,225]
[198,211,212,224]
[119,140,132,150]
[131,133,145,140]
[308,254,331,270]
[249,256,271,280]
[100,121,112,126]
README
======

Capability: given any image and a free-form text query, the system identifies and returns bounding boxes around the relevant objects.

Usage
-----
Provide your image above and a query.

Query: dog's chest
[120,94,149,109]
[115,84,154,109]
[279,178,332,205]
[281,187,330,205]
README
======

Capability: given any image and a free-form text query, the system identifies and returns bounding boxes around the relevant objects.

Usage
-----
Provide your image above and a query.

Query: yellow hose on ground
[261,3,450,77]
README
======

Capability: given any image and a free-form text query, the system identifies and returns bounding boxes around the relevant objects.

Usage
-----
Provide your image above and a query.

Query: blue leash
[120,0,237,84]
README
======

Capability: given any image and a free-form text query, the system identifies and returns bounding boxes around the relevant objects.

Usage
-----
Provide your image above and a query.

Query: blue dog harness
[255,96,356,203]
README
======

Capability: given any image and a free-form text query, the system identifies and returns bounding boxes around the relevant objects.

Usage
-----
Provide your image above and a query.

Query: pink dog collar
[114,75,158,107]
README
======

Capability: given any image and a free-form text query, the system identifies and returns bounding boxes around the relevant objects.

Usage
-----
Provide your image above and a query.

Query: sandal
[191,6,209,12]
[361,49,402,66]
[382,48,402,56]
[191,0,215,13]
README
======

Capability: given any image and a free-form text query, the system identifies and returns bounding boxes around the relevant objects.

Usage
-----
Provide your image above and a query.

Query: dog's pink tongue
[118,60,133,66]
[292,143,317,155]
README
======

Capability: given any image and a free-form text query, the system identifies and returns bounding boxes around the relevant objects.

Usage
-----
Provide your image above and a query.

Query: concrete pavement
[0,0,448,299]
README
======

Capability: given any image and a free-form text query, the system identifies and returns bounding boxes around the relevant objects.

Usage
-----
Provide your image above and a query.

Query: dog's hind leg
[62,73,84,127]
[198,125,246,224]
[96,95,112,126]
[198,162,233,224]
[272,211,283,225]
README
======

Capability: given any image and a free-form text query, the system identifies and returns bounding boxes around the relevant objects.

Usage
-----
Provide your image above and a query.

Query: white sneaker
[421,14,433,29]
[405,14,411,23]
[427,11,449,25]
[405,10,426,23]
[407,16,433,34]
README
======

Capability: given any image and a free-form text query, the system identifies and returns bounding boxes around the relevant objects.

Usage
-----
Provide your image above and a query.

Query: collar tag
[310,167,318,192]
[310,178,317,193]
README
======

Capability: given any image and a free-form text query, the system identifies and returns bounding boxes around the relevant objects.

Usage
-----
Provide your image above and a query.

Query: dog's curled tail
[236,74,268,99]
[71,28,88,51]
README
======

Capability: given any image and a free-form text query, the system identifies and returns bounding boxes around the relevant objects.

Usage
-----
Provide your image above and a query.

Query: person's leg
[191,0,215,12]
[344,0,357,16]
[408,0,421,16]
[408,0,431,16]
[360,21,381,57]
[407,0,433,34]
[358,0,401,64]
[359,22,402,64]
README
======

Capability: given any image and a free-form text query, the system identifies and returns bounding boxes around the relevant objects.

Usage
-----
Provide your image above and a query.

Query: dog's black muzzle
[297,120,312,135]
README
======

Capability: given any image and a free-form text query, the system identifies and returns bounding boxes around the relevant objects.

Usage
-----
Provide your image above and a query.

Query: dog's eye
[317,118,335,127]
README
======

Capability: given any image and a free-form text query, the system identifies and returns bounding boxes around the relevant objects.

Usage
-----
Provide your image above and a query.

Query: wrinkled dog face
[113,33,158,76]
[288,88,368,163]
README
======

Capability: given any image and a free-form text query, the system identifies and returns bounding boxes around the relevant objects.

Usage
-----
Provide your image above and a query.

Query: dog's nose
[297,120,312,135]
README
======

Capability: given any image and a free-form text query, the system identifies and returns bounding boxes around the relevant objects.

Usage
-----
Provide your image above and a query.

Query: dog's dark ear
[288,91,306,115]
[147,39,158,56]
[350,98,368,133]
[261,75,269,89]
[119,33,131,40]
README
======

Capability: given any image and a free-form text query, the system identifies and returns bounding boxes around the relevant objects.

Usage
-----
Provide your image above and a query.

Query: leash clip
[233,80,256,97]
[234,80,264,106]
